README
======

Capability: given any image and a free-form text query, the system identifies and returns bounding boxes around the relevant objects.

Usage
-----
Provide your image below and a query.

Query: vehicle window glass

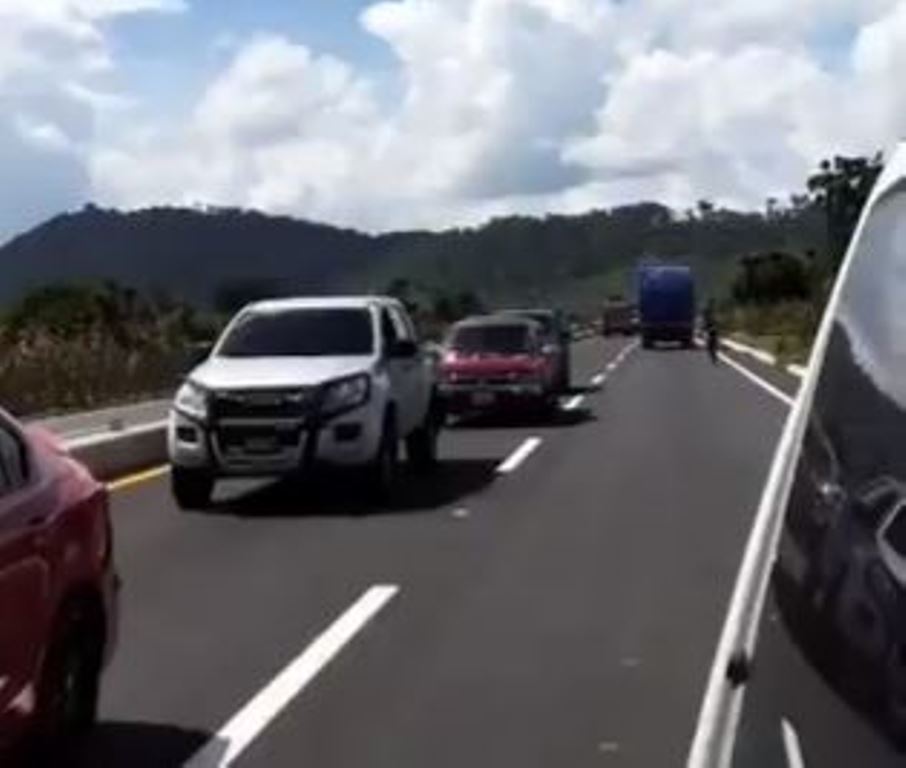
[884,503,906,556]
[450,324,531,354]
[0,423,27,496]
[389,307,413,342]
[858,487,900,528]
[381,309,399,350]
[526,314,554,336]
[218,309,374,357]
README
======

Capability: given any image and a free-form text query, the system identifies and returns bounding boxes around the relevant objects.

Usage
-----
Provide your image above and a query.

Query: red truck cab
[438,316,557,415]
[0,412,118,764]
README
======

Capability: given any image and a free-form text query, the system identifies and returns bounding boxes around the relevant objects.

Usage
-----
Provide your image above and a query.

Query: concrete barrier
[66,419,168,481]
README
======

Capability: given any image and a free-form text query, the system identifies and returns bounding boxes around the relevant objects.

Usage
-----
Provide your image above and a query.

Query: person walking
[703,300,719,364]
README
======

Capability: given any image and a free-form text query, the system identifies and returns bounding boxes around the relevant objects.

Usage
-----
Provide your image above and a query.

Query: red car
[0,410,118,764]
[439,316,557,415]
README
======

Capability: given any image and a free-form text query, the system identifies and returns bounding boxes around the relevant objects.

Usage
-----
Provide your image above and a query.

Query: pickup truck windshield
[451,325,531,354]
[218,308,374,357]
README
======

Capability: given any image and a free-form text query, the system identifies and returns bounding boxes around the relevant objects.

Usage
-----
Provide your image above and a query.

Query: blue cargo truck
[637,264,695,348]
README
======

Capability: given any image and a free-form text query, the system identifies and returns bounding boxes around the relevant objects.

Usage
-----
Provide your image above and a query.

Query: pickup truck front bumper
[168,404,382,477]
[439,382,548,413]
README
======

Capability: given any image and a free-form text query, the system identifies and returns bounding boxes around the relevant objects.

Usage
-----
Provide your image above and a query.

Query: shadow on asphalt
[448,407,595,431]
[207,458,499,519]
[70,721,222,768]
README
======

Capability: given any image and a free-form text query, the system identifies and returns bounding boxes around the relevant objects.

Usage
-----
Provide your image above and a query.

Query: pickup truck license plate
[472,391,495,407]
[244,435,279,453]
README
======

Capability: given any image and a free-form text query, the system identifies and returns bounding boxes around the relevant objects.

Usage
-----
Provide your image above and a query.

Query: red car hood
[441,353,545,375]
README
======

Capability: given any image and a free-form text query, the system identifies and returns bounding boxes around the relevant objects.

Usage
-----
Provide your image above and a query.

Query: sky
[3,0,906,242]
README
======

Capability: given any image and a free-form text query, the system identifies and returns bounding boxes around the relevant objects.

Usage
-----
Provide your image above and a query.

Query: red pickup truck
[438,315,557,415]
[0,411,119,764]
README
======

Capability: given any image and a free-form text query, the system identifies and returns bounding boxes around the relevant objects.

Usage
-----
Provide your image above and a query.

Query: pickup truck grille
[449,376,521,387]
[216,424,303,455]
[210,388,315,421]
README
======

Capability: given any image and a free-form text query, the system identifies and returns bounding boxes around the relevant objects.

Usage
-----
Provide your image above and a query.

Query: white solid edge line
[781,719,805,768]
[183,584,399,768]
[496,437,542,474]
[562,394,585,411]
[591,373,606,387]
[719,353,794,408]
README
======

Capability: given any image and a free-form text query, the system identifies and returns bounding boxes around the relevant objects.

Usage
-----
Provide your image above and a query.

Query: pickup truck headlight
[321,374,371,417]
[174,380,209,422]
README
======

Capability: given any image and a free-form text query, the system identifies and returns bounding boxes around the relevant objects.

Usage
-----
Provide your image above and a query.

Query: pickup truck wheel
[31,600,103,762]
[368,415,399,502]
[172,467,214,510]
[406,405,440,473]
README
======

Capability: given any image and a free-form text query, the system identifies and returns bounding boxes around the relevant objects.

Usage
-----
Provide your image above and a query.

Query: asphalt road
[74,337,793,768]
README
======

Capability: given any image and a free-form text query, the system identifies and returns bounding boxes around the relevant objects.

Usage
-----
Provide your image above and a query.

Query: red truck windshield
[450,325,532,355]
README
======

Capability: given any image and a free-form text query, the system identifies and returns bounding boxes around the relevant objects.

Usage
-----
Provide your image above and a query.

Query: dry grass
[0,332,188,418]
[724,301,819,365]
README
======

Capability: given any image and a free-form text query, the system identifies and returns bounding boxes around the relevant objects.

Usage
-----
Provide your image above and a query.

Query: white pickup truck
[167,296,441,509]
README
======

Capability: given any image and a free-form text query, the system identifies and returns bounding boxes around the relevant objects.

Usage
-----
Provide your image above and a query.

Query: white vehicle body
[167,297,436,482]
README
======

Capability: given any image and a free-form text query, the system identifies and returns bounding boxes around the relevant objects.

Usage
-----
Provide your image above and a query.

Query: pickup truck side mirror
[187,340,214,369]
[389,339,419,359]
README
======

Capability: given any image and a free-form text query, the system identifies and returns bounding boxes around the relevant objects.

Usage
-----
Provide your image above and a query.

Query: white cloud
[0,0,185,241]
[10,0,906,238]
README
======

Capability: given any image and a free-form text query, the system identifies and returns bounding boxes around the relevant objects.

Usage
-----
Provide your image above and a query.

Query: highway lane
[74,337,788,767]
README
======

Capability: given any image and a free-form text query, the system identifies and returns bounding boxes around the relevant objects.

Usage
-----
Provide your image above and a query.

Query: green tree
[731,252,812,305]
[808,153,884,264]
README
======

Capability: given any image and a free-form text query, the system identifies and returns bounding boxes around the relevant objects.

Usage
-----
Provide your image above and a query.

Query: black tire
[368,413,399,502]
[559,360,572,393]
[31,600,104,764]
[406,401,441,473]
[171,467,214,510]
[641,335,653,350]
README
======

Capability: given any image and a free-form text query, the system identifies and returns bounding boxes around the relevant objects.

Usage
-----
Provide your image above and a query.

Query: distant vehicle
[497,308,571,391]
[637,265,696,348]
[601,298,638,336]
[0,413,118,763]
[439,316,557,415]
[168,296,442,509]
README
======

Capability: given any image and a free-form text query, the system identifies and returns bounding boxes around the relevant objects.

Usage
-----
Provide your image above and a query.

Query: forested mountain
[0,200,827,313]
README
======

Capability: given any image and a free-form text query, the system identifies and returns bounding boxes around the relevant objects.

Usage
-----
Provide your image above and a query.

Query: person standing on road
[703,300,720,364]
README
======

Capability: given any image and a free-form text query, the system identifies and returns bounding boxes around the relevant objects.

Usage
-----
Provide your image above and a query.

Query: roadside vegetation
[720,153,883,365]
[0,282,217,417]
[0,154,883,414]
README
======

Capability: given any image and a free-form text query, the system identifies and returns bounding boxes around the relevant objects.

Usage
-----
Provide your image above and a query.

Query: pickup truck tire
[368,413,399,502]
[406,402,440,474]
[558,360,572,393]
[31,599,104,763]
[172,467,214,510]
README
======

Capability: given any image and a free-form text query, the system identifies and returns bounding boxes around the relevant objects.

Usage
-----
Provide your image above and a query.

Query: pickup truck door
[381,309,420,435]
[392,307,428,433]
[0,421,50,743]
